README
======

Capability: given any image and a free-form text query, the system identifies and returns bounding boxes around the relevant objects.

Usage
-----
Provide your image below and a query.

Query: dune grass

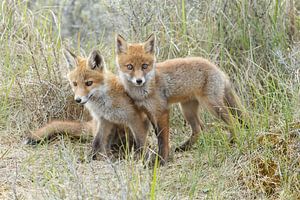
[0,0,299,199]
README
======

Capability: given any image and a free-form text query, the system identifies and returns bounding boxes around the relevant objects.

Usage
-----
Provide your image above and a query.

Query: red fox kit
[26,49,149,159]
[65,49,150,158]
[116,34,247,163]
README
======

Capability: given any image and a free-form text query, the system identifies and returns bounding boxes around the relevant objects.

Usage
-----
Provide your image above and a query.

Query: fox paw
[23,137,40,145]
[175,142,193,152]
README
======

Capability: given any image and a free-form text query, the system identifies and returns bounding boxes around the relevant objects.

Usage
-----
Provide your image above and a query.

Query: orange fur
[26,50,148,160]
[116,34,248,163]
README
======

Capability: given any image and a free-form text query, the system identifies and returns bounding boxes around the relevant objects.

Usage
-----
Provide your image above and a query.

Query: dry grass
[1,0,300,199]
[1,124,299,199]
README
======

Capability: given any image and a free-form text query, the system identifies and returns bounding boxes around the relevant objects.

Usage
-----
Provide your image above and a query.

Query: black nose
[75,97,81,103]
[136,79,143,85]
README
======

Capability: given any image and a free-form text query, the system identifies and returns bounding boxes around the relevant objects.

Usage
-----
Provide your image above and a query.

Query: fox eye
[73,82,77,87]
[126,64,133,70]
[142,64,148,70]
[85,81,93,86]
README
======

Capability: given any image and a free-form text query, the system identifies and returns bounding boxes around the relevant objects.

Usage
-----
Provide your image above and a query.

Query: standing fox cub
[26,50,148,159]
[116,34,247,163]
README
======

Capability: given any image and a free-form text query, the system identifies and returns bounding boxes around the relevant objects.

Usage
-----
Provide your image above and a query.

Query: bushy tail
[25,120,95,145]
[224,82,249,128]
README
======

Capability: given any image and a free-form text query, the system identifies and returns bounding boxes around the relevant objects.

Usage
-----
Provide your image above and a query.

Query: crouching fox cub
[26,50,149,159]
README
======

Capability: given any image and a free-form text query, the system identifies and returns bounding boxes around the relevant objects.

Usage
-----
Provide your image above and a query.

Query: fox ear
[63,49,77,70]
[87,50,105,71]
[144,33,155,54]
[116,34,128,54]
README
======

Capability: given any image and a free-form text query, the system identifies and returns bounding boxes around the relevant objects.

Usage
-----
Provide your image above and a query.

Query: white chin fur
[132,82,145,87]
[80,97,89,104]
[119,71,146,87]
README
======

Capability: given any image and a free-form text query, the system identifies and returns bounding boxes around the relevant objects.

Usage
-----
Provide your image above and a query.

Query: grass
[0,0,300,199]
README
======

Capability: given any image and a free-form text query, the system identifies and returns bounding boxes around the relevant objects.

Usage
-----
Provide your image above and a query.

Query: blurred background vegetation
[1,0,299,132]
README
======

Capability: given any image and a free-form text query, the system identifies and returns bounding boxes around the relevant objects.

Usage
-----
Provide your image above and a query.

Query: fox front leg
[90,119,114,160]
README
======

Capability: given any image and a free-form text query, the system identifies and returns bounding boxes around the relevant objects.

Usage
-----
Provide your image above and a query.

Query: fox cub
[116,34,247,163]
[26,50,149,159]
[65,49,150,158]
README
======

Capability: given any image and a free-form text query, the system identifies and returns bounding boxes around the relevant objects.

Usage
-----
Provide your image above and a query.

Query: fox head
[116,34,156,87]
[63,49,106,104]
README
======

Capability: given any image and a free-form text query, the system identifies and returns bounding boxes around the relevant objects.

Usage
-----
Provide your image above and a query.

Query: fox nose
[136,79,143,85]
[75,97,82,103]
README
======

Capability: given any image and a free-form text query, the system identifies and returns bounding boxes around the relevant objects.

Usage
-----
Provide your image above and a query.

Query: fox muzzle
[74,95,89,104]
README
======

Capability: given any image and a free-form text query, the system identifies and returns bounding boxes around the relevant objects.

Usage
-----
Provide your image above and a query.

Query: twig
[13,162,19,200]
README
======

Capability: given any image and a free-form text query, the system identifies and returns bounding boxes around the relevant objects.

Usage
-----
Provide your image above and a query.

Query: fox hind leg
[176,100,204,151]
[206,99,236,141]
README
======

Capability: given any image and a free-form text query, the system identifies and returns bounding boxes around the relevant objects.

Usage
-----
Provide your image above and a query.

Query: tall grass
[0,0,299,199]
